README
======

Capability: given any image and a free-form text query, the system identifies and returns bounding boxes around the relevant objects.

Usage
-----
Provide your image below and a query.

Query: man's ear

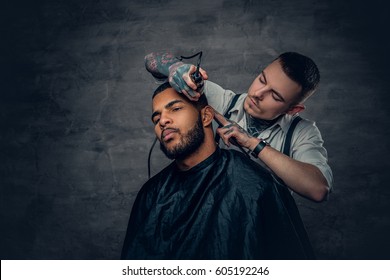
[286,103,305,115]
[201,106,215,127]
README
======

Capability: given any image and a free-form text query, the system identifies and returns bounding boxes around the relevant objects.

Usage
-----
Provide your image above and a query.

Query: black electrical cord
[147,137,158,179]
[177,51,202,74]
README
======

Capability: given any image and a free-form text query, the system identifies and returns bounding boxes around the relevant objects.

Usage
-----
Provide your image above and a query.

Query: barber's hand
[168,62,208,101]
[214,110,258,150]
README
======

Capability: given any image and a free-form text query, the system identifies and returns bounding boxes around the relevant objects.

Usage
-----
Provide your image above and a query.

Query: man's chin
[161,140,176,152]
[160,143,179,160]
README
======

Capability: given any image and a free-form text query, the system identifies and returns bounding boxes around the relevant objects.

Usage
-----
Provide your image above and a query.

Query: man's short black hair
[277,52,320,103]
[153,82,209,111]
[153,82,172,98]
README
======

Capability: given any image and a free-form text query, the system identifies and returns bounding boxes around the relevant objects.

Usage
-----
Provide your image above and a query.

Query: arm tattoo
[145,52,180,79]
[160,53,178,66]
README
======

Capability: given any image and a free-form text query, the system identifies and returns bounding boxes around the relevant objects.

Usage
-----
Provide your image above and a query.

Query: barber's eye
[272,94,282,102]
[259,76,265,84]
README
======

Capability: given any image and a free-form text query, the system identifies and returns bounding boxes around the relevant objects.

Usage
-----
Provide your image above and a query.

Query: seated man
[121,82,314,260]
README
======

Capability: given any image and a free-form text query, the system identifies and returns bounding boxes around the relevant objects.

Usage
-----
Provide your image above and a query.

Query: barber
[144,52,333,202]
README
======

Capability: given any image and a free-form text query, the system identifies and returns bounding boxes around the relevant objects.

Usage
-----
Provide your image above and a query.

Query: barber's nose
[252,87,269,100]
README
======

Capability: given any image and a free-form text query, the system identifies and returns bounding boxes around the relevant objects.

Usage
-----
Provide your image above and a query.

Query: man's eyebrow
[151,99,185,121]
[261,71,285,102]
[165,99,185,109]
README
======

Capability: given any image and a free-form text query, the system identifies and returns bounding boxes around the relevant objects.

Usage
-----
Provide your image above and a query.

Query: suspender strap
[282,116,302,156]
[224,94,241,119]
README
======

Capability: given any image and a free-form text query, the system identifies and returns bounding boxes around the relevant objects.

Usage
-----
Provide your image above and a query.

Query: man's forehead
[152,88,187,108]
[263,59,281,73]
[263,60,294,84]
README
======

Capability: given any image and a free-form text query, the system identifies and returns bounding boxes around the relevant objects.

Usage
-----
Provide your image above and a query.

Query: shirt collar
[277,114,297,133]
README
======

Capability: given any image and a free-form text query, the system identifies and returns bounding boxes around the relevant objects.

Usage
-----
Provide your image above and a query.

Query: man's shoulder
[296,116,317,129]
[140,162,175,191]
[220,148,274,179]
[218,149,281,198]
[294,116,323,139]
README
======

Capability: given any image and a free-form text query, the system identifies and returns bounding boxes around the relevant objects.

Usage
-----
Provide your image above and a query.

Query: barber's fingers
[182,85,201,101]
[185,65,198,90]
[170,74,200,101]
[213,110,230,127]
[169,76,190,94]
[216,127,230,147]
[185,65,205,91]
[199,67,208,80]
[217,122,251,148]
[186,65,208,90]
[183,90,201,101]
[169,64,200,100]
[222,123,234,129]
[216,125,240,147]
[171,63,192,89]
[181,66,194,91]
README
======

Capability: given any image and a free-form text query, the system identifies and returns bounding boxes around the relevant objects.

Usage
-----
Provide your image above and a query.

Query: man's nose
[159,112,172,128]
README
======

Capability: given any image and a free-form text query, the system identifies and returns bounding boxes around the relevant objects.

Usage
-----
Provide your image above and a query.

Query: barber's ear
[286,104,305,115]
[201,106,214,127]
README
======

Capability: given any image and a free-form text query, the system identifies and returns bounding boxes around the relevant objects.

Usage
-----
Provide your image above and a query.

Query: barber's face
[151,88,204,159]
[244,59,303,120]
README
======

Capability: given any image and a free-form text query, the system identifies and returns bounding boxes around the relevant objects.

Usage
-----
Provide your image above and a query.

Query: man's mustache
[161,128,180,140]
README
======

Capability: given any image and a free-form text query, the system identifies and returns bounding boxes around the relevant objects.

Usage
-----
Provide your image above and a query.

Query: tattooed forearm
[144,52,180,79]
[160,53,179,67]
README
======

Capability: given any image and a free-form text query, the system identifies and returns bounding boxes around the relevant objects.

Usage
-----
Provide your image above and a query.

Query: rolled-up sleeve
[290,120,334,190]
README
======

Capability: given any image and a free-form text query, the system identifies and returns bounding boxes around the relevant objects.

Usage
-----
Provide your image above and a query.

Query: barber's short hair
[276,52,320,103]
[152,82,208,111]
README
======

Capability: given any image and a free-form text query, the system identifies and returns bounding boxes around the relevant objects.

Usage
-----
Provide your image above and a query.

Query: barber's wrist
[250,138,269,158]
[248,137,261,151]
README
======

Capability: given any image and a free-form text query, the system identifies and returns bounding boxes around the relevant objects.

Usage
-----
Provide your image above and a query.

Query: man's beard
[159,115,205,160]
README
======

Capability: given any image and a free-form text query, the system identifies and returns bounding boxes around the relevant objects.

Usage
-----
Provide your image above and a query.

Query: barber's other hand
[169,63,208,101]
[214,110,258,150]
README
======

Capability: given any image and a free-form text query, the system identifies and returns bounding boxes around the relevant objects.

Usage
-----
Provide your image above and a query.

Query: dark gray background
[1,0,389,259]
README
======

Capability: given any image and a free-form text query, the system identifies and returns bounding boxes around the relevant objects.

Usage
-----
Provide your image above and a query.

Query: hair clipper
[178,51,204,96]
[190,69,204,95]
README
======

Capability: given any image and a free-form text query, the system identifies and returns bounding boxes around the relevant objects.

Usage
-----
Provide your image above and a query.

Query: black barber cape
[121,148,314,259]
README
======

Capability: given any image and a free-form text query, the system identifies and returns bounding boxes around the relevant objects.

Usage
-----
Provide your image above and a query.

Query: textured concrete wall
[1,0,389,259]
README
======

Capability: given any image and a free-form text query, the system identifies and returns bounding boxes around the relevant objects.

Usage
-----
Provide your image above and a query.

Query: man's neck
[175,135,217,171]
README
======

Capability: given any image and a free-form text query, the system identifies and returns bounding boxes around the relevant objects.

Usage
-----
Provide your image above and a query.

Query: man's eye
[172,107,182,112]
[153,118,160,125]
